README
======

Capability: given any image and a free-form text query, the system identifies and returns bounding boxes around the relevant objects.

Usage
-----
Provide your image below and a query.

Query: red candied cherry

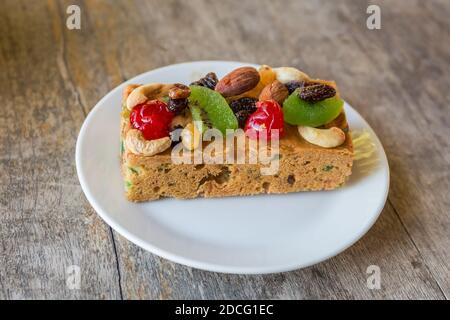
[140,121,169,140]
[129,100,174,140]
[140,100,173,124]
[244,100,284,140]
[130,104,144,129]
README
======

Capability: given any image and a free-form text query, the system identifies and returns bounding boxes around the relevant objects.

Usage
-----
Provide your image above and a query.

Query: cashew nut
[126,83,177,110]
[122,84,140,101]
[181,123,201,151]
[298,126,346,148]
[125,129,171,156]
[273,67,310,83]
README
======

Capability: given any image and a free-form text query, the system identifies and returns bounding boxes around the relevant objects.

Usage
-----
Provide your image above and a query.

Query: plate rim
[76,60,390,274]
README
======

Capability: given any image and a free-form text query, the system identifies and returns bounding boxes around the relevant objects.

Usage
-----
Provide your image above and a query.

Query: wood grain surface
[0,0,448,299]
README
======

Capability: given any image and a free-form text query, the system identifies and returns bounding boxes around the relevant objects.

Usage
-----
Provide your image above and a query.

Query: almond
[259,80,289,104]
[215,67,260,97]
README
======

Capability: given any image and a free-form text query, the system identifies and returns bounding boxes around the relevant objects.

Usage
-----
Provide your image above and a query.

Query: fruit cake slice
[120,65,353,201]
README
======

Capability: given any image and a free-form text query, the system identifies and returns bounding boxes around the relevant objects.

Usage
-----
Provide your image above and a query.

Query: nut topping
[298,126,345,148]
[215,67,260,97]
[259,80,289,104]
[122,84,140,101]
[168,83,191,100]
[167,84,190,115]
[125,129,171,156]
[126,83,177,110]
[273,67,309,84]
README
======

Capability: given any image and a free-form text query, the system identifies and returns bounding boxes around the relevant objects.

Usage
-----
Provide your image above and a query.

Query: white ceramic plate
[76,61,389,274]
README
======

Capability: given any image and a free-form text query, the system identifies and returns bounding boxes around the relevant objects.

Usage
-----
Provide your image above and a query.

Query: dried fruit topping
[230,97,258,113]
[230,97,258,128]
[258,65,277,86]
[245,100,284,140]
[310,79,339,97]
[284,81,322,95]
[259,80,289,105]
[140,100,173,124]
[234,110,254,129]
[190,72,219,90]
[166,84,190,115]
[232,83,263,100]
[299,83,336,102]
[189,85,238,134]
[130,100,174,140]
[215,67,260,97]
[167,98,188,114]
[168,83,191,100]
[283,91,343,127]
[140,120,170,141]
[285,81,305,94]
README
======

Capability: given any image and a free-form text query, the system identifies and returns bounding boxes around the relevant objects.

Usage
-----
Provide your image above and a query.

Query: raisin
[190,72,218,90]
[285,81,305,95]
[229,97,258,128]
[230,97,258,113]
[299,84,336,103]
[235,109,255,128]
[285,81,319,95]
[167,98,188,114]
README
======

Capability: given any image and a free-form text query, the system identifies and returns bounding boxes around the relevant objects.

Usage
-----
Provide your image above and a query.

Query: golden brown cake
[120,65,353,201]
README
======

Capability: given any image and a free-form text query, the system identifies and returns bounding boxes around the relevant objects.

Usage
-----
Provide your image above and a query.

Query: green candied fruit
[189,85,238,135]
[125,181,132,190]
[323,164,334,172]
[189,104,208,133]
[283,90,343,127]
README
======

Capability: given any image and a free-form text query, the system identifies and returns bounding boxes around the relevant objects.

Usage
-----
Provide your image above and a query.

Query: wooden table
[1,0,448,300]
